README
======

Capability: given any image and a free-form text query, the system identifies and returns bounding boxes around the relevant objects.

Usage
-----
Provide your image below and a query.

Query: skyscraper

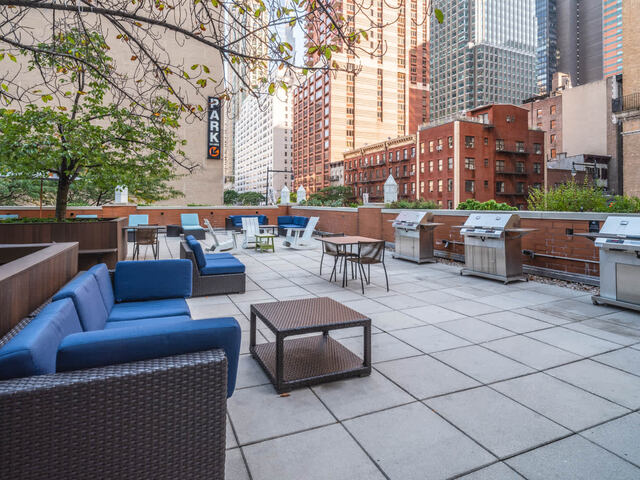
[429,0,537,122]
[557,0,603,86]
[535,0,558,94]
[292,0,429,193]
[603,0,623,78]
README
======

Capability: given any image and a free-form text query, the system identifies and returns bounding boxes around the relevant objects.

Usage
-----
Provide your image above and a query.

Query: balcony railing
[620,92,640,112]
[496,144,528,154]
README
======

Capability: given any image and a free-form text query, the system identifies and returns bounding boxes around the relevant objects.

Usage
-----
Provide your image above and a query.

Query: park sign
[207,97,222,160]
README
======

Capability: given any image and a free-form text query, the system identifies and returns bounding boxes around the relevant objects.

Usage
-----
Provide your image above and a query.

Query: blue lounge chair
[127,214,150,242]
[181,213,206,240]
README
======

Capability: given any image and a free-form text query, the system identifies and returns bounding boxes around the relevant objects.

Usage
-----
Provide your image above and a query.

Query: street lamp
[265,167,293,205]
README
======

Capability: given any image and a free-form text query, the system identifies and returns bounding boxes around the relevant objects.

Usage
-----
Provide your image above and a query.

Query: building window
[496,139,504,151]
[550,120,556,129]
[428,180,433,192]
[516,141,525,153]
[550,105,556,115]
[484,158,488,167]
[465,136,475,148]
[403,183,408,194]
[438,179,443,192]
[551,148,557,158]
[465,180,475,193]
[448,158,453,169]
[396,151,400,161]
[465,158,475,170]
[420,162,424,173]
[484,180,489,188]
[420,142,424,154]
[534,143,542,154]
[550,134,556,143]
[536,108,542,118]
[411,147,415,157]
[438,159,443,171]
[496,181,505,193]
[429,141,434,152]
[496,160,505,172]
[388,152,393,161]
[533,162,541,174]
[447,200,453,209]
[448,136,453,148]
[420,181,424,193]
[429,160,433,172]
[484,137,488,145]
[447,178,453,192]
[516,182,525,194]
[515,161,525,173]
[403,149,408,160]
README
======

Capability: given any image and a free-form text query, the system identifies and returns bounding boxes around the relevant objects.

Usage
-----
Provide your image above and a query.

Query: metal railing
[621,93,640,112]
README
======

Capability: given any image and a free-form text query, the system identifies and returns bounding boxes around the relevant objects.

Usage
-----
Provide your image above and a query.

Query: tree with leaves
[0,31,188,220]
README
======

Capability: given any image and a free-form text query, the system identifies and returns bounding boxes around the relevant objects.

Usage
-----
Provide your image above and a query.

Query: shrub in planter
[386,200,439,209]
[456,199,517,211]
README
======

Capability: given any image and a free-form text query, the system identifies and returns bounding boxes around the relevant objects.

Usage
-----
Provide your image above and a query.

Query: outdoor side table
[260,225,279,236]
[255,234,276,253]
[250,297,371,393]
[166,224,182,237]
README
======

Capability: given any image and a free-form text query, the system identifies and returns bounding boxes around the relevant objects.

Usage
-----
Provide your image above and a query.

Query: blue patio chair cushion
[104,315,191,329]
[183,225,205,232]
[88,263,115,313]
[57,317,242,397]
[229,215,267,227]
[200,257,245,276]
[0,299,82,380]
[181,213,200,227]
[293,216,309,226]
[205,253,235,261]
[185,235,207,269]
[278,216,293,226]
[128,214,149,228]
[0,214,19,220]
[114,259,192,302]
[75,214,98,219]
[107,298,190,322]
[52,272,109,331]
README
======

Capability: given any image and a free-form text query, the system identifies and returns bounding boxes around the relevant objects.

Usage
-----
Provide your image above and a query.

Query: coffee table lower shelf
[251,335,370,393]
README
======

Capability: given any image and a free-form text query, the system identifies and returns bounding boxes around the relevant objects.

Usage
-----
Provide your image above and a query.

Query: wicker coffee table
[250,297,371,393]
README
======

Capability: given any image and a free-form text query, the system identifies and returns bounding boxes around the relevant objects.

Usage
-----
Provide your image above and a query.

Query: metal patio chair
[346,241,389,294]
[133,225,159,260]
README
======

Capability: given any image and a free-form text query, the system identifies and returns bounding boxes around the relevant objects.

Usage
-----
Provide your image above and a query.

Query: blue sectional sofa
[225,214,268,231]
[181,235,246,296]
[277,215,309,236]
[0,259,239,478]
[0,259,241,396]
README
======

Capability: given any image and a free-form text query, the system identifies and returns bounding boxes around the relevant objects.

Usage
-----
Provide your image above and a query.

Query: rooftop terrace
[143,233,640,480]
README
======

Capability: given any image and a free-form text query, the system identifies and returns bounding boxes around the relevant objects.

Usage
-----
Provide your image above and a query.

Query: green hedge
[385,199,439,209]
[527,182,640,213]
[456,199,518,211]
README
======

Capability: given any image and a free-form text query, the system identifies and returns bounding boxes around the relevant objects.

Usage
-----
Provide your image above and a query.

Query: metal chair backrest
[135,225,158,245]
[357,241,385,263]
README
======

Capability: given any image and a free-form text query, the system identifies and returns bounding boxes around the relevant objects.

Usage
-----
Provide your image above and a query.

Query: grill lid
[598,216,640,238]
[462,213,519,230]
[392,211,433,230]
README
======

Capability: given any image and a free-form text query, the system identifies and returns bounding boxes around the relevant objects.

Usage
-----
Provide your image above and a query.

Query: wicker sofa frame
[180,241,246,297]
[0,349,228,479]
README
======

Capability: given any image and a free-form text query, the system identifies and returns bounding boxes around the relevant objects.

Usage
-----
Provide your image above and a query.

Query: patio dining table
[318,236,382,288]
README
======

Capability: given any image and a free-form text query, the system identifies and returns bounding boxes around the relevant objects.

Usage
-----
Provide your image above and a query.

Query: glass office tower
[430,0,537,122]
[535,0,558,94]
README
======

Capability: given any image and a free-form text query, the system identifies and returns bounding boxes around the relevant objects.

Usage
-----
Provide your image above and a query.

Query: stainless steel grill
[458,213,535,283]
[391,211,442,264]
[580,216,640,312]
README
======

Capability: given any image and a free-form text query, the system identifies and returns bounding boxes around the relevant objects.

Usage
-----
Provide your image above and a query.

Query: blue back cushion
[128,214,149,228]
[257,215,267,225]
[88,264,115,313]
[181,213,200,227]
[186,235,207,269]
[293,216,308,226]
[52,273,109,331]
[57,317,242,397]
[114,259,192,301]
[278,216,292,226]
[0,299,82,380]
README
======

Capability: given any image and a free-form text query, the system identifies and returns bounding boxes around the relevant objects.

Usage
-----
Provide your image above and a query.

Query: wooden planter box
[0,217,128,269]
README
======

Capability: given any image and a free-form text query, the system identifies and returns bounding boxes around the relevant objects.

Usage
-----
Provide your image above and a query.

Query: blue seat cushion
[186,235,207,269]
[57,317,242,397]
[183,225,204,231]
[293,216,308,226]
[52,272,109,331]
[104,315,191,329]
[88,263,115,313]
[114,259,192,302]
[205,253,235,261]
[201,257,246,275]
[107,298,190,322]
[0,299,82,380]
[278,216,293,226]
[280,223,298,229]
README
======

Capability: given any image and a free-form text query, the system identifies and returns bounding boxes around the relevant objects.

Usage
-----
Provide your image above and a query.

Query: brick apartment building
[344,104,544,209]
[344,135,417,202]
[292,0,430,194]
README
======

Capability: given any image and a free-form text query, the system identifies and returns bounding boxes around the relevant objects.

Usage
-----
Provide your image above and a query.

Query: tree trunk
[55,174,71,221]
